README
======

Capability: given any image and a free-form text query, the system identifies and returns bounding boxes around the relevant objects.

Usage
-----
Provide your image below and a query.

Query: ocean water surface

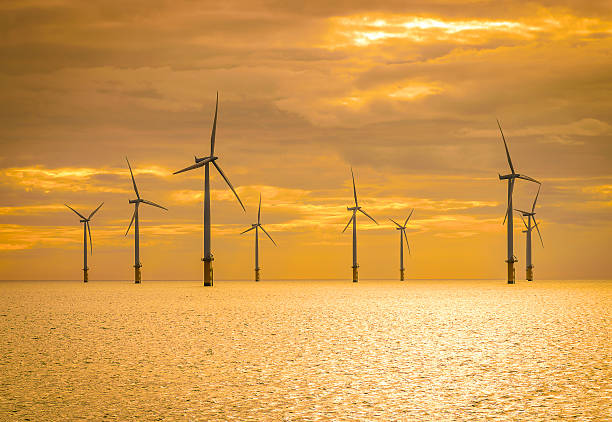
[0,279,610,420]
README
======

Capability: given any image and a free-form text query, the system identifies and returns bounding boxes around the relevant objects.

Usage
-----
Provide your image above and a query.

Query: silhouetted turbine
[125,157,167,284]
[65,202,103,283]
[342,167,378,282]
[497,119,540,284]
[241,194,277,281]
[173,92,245,286]
[515,185,544,281]
[389,209,414,281]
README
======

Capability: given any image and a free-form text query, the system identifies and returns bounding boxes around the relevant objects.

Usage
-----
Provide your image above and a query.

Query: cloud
[0,204,66,215]
[327,15,540,48]
[458,118,611,145]
[1,165,170,193]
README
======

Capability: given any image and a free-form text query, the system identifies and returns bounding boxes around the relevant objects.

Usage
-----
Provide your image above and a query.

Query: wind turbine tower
[342,168,378,282]
[389,209,414,281]
[241,194,277,281]
[65,202,104,282]
[174,92,246,286]
[496,119,540,284]
[125,157,168,284]
[515,185,543,281]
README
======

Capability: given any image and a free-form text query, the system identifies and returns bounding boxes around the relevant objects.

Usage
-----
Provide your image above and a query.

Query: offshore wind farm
[1,1,611,421]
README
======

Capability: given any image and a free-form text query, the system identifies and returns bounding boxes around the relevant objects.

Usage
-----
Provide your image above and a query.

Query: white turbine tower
[497,119,540,284]
[240,194,277,281]
[125,157,167,284]
[342,167,378,282]
[64,202,104,283]
[173,92,245,286]
[389,209,414,281]
[515,185,544,281]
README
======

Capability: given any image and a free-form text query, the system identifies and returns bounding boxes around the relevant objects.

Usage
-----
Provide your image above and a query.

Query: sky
[1,0,611,281]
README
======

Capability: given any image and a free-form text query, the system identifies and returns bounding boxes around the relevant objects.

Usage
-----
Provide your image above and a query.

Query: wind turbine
[64,202,104,283]
[240,194,277,281]
[173,92,245,286]
[497,119,540,284]
[342,167,378,282]
[515,185,543,281]
[125,157,167,284]
[389,209,414,281]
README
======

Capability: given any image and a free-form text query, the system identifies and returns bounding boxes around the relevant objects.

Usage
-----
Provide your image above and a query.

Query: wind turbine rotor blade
[358,208,378,225]
[519,213,528,229]
[351,167,358,207]
[88,202,104,219]
[342,215,353,233]
[533,218,544,247]
[240,226,255,235]
[87,221,93,255]
[142,200,168,211]
[404,208,414,226]
[403,229,411,255]
[125,208,136,236]
[125,157,140,199]
[259,225,277,246]
[258,194,261,225]
[517,174,540,184]
[64,204,86,219]
[388,218,403,228]
[532,184,541,213]
[210,92,218,156]
[173,157,213,175]
[212,161,246,211]
[497,119,515,174]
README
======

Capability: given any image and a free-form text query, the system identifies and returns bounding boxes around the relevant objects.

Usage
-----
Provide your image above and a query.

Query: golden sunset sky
[1,1,611,280]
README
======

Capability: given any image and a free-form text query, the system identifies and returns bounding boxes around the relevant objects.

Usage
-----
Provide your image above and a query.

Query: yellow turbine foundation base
[526,266,533,281]
[352,266,358,283]
[134,266,141,284]
[507,261,515,284]
[255,268,260,282]
[83,269,88,283]
[203,260,213,287]
[400,268,405,281]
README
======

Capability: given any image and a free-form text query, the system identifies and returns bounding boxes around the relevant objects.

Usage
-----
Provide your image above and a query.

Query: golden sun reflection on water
[0,280,609,420]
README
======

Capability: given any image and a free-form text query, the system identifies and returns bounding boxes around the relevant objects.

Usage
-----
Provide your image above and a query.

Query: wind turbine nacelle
[80,219,88,223]
[499,173,515,180]
[128,199,139,204]
[195,156,217,163]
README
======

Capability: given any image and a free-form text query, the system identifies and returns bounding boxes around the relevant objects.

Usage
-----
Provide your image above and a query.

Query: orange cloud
[1,166,170,193]
[327,11,612,47]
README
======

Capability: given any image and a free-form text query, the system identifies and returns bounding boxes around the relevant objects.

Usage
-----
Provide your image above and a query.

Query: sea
[0,279,610,421]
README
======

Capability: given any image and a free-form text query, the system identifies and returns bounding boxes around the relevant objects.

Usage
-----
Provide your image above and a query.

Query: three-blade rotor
[389,209,414,255]
[344,167,378,231]
[65,202,104,254]
[497,119,541,225]
[241,194,277,246]
[514,184,544,247]
[125,157,167,236]
[173,93,245,212]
